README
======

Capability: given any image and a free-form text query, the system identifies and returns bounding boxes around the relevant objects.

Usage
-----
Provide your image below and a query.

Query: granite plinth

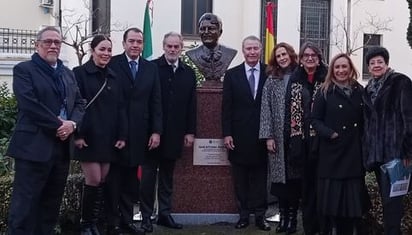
[172,88,237,214]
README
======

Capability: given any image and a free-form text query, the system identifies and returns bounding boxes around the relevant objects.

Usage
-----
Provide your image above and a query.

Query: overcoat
[7,55,85,162]
[311,83,364,178]
[222,62,267,165]
[72,60,127,162]
[362,71,412,170]
[109,53,162,166]
[259,71,304,184]
[149,55,197,160]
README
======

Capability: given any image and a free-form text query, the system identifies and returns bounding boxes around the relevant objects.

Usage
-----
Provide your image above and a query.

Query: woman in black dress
[73,35,127,235]
[311,53,368,234]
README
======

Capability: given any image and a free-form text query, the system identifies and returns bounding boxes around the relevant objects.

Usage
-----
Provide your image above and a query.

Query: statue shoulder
[186,46,202,58]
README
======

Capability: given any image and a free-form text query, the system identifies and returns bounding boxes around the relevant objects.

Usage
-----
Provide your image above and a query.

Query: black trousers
[140,155,176,218]
[302,159,322,235]
[375,169,404,235]
[105,164,140,226]
[8,142,69,235]
[231,162,268,221]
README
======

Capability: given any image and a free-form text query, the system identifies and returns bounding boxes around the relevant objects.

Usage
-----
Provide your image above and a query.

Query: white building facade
[1,0,411,83]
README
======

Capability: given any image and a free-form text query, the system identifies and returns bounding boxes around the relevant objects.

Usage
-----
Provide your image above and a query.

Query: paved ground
[61,204,305,234]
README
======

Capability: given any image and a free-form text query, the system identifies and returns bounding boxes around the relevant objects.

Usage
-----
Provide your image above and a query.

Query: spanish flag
[265,2,275,64]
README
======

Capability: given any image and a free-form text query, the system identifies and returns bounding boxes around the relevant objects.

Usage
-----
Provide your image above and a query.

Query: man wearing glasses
[7,26,85,235]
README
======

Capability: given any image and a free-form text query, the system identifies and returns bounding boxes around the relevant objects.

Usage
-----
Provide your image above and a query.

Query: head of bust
[198,13,223,49]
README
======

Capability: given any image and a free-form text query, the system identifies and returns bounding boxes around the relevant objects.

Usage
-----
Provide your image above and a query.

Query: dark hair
[90,34,111,51]
[198,13,222,32]
[299,41,324,63]
[266,42,298,78]
[365,46,390,65]
[123,27,143,42]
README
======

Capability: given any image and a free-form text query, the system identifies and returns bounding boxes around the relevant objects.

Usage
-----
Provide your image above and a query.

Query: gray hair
[163,31,184,47]
[36,26,61,41]
[242,35,262,48]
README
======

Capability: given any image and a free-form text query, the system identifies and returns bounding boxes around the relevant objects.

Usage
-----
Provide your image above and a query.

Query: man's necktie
[130,61,137,80]
[248,68,256,98]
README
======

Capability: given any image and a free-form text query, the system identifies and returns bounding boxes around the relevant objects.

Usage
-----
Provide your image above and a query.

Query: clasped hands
[56,117,75,141]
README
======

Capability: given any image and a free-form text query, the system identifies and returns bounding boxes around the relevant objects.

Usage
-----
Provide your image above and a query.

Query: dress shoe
[235,219,249,229]
[157,215,183,229]
[121,223,146,235]
[141,217,153,233]
[106,225,123,235]
[256,219,271,231]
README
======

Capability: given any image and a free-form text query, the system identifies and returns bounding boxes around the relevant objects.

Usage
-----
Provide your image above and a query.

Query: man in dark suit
[222,35,270,231]
[139,32,197,233]
[7,26,85,235]
[106,27,162,235]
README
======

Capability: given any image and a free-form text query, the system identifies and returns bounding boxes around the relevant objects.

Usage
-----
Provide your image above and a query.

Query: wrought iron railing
[0,28,37,54]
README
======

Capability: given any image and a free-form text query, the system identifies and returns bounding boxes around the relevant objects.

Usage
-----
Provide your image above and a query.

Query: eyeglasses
[302,53,318,59]
[39,39,62,47]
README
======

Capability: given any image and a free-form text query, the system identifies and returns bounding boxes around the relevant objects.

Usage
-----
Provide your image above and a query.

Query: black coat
[222,62,267,165]
[7,56,85,162]
[72,60,127,162]
[109,54,162,166]
[362,71,412,171]
[287,65,327,163]
[149,55,197,160]
[311,83,364,179]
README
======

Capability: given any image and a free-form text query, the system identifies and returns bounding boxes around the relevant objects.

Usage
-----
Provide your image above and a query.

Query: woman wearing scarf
[259,42,300,234]
[363,46,412,235]
[291,42,327,235]
[311,53,369,234]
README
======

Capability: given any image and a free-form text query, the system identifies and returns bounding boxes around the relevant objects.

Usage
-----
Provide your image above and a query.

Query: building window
[181,0,213,38]
[362,34,382,79]
[300,0,330,61]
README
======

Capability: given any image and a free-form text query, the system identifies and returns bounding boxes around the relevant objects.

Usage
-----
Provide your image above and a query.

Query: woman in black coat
[311,53,369,234]
[73,35,127,235]
[363,46,412,235]
[292,42,327,235]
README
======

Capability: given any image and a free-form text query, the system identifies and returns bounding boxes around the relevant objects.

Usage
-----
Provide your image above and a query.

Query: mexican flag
[142,0,153,60]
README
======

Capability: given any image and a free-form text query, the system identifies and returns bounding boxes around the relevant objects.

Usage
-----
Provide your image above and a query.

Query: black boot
[276,200,288,233]
[286,204,298,234]
[80,184,101,235]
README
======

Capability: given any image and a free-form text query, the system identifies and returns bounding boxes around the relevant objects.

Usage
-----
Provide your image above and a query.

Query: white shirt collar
[126,54,139,64]
[244,62,260,72]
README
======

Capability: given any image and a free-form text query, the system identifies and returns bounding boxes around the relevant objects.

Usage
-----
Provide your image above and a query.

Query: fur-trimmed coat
[362,71,412,171]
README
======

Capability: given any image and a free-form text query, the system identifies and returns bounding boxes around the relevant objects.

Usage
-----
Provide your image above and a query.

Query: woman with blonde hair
[311,53,369,234]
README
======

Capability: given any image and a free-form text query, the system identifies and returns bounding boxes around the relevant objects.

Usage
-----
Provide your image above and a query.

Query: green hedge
[0,172,83,233]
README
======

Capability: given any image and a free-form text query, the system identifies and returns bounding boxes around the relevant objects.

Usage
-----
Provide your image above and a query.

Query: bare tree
[60,0,128,65]
[331,6,392,55]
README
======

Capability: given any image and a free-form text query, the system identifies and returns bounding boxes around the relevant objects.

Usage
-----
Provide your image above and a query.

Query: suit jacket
[109,53,162,166]
[149,55,197,160]
[7,55,85,162]
[222,62,267,165]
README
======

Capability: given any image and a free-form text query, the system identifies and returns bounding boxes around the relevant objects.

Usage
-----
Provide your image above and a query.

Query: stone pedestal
[172,87,237,215]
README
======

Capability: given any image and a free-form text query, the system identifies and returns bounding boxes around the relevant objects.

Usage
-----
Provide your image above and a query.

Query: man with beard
[139,32,196,233]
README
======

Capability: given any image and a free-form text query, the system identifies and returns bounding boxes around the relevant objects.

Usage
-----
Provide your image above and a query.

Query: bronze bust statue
[186,13,237,87]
